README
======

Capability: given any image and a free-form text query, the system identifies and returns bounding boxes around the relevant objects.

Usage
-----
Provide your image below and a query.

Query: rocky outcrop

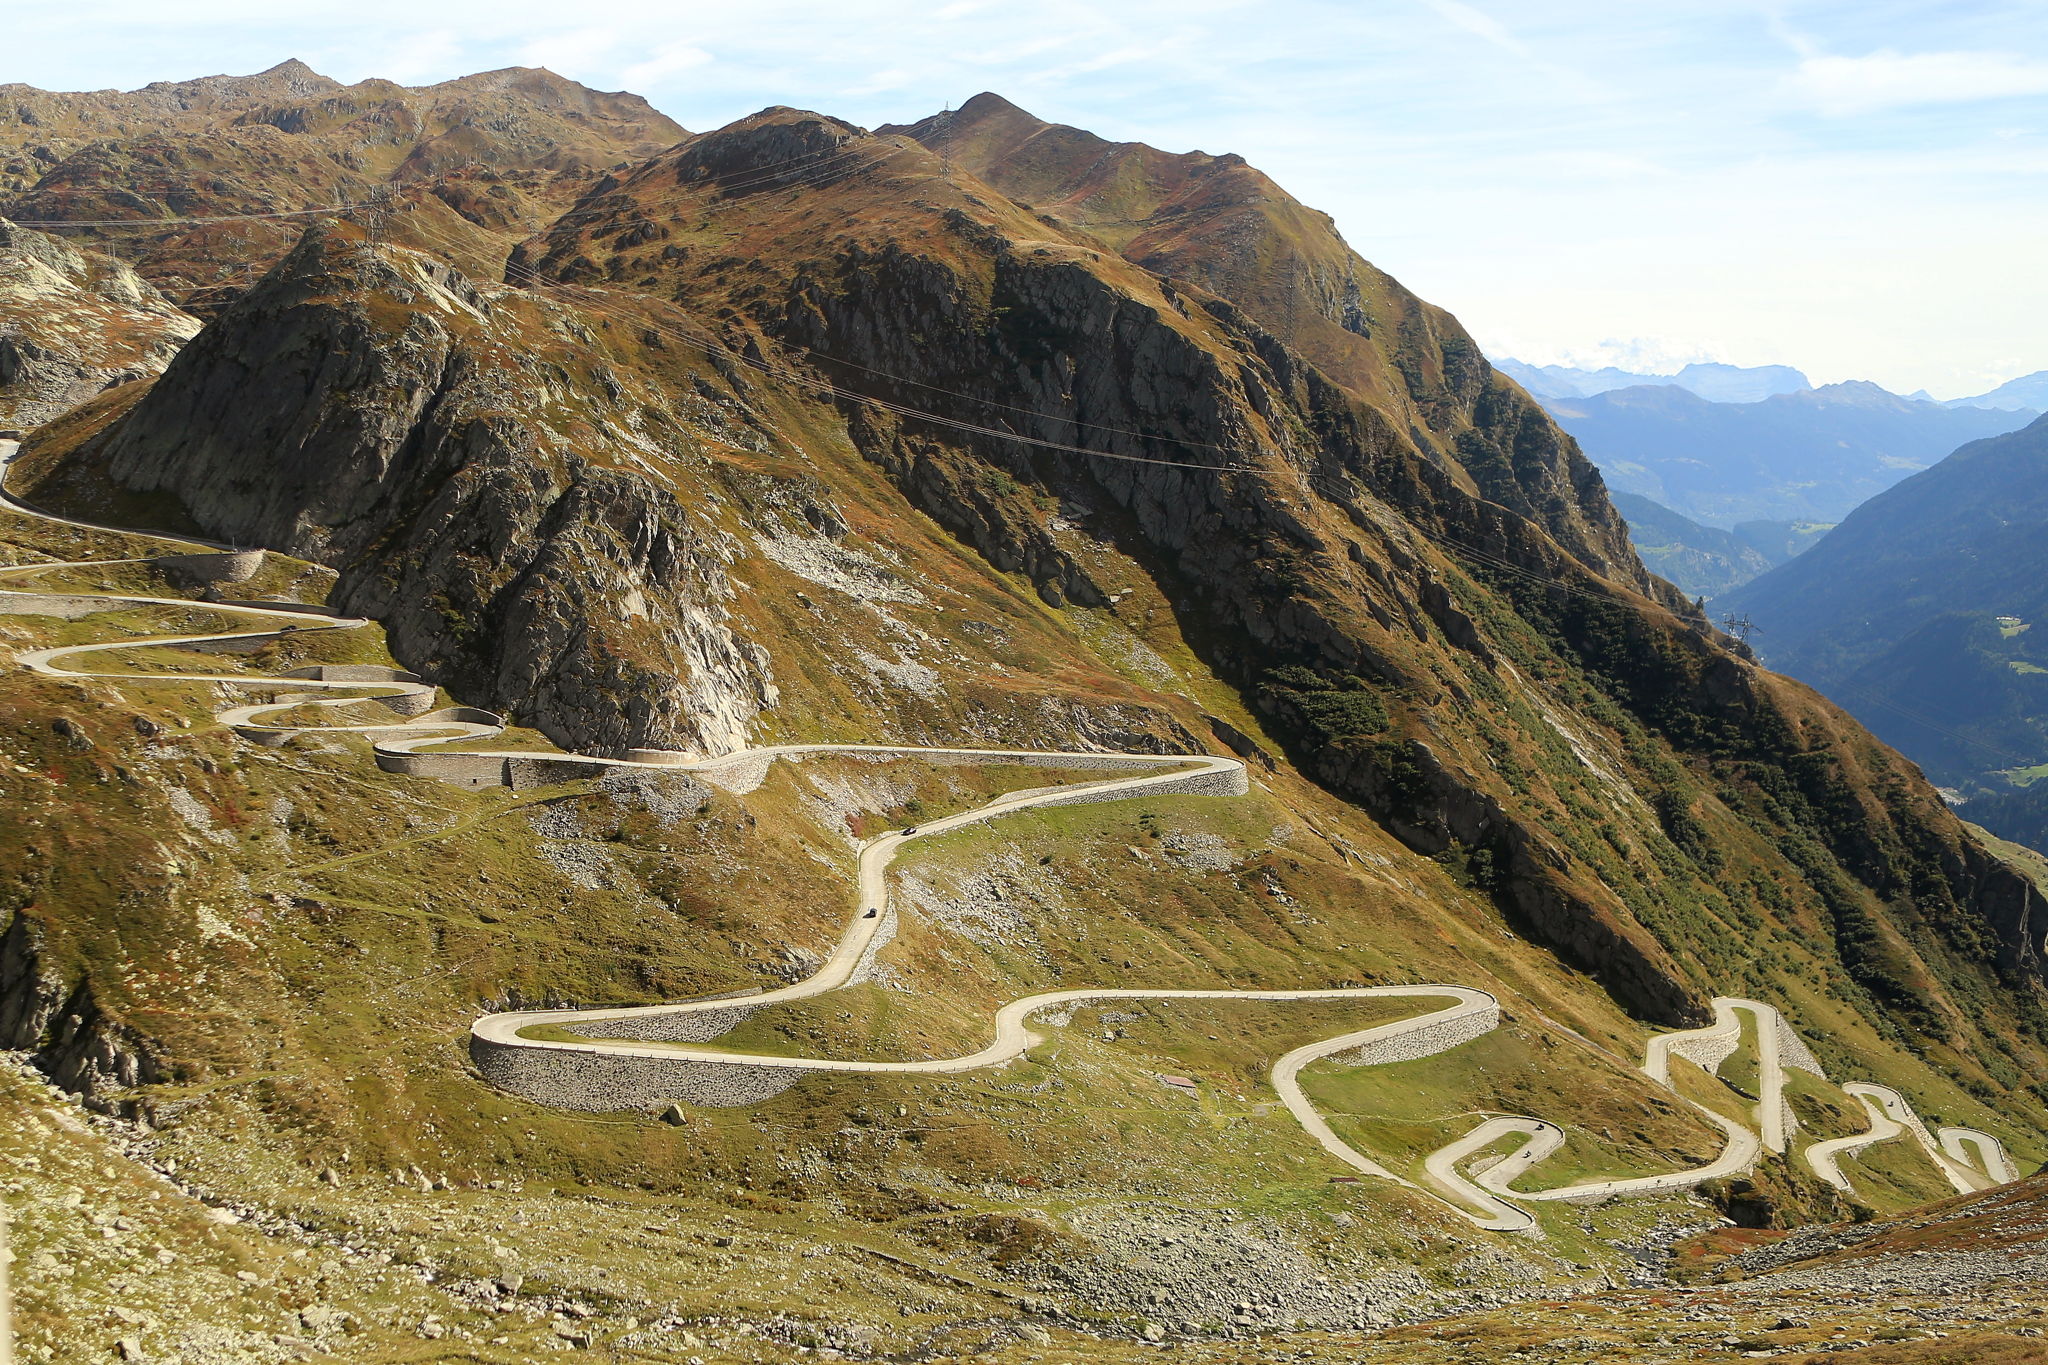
[509,107,2048,1034]
[84,224,776,757]
[0,217,198,432]
[889,93,1654,590]
[0,913,165,1109]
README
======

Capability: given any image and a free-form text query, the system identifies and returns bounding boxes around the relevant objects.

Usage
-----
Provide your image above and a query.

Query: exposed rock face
[0,913,163,1107]
[513,107,2045,1027]
[887,92,1651,589]
[0,217,198,432]
[90,224,774,757]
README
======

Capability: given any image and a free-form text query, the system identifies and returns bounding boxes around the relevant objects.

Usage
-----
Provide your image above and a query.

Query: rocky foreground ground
[8,1048,2042,1365]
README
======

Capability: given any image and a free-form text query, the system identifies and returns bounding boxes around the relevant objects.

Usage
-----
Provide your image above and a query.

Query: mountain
[1945,369,2048,412]
[879,92,1642,569]
[1606,491,1834,598]
[0,216,199,432]
[1730,517,1834,563]
[1724,414,2048,809]
[1608,491,1775,597]
[1543,380,2037,525]
[4,78,2047,1361]
[1966,786,2048,855]
[1495,358,1812,403]
[0,61,688,311]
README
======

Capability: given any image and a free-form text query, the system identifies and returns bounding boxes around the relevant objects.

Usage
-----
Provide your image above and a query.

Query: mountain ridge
[0,61,689,311]
[1496,358,1814,404]
[1541,380,2035,526]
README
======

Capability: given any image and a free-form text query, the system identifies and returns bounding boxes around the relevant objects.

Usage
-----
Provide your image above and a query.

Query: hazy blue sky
[11,1,2045,395]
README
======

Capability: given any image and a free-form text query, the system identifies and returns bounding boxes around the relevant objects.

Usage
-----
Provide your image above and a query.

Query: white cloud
[621,44,713,91]
[515,26,622,78]
[1788,49,2048,116]
[844,67,915,96]
[1481,333,1731,374]
[1416,0,1603,100]
[1421,0,1527,58]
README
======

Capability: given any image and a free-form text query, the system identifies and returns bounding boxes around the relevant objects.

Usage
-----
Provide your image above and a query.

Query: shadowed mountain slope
[1607,491,1776,598]
[883,93,1641,585]
[7,89,2048,1359]
[1725,415,2048,809]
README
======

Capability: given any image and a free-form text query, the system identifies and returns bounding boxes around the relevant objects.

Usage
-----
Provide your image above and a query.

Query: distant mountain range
[1503,357,2048,412]
[1539,380,2034,526]
[1496,358,1813,404]
[1604,493,1828,599]
[1921,370,2048,412]
[1489,357,2041,598]
[1723,414,2048,848]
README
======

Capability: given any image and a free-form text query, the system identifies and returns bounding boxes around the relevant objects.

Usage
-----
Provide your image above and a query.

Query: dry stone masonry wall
[469,1034,809,1110]
[1331,997,1501,1067]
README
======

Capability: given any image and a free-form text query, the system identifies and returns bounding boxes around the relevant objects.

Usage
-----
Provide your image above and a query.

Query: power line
[402,209,1670,626]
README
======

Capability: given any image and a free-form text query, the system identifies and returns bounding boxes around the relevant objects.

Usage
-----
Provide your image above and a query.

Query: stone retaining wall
[470,1034,808,1110]
[0,591,106,619]
[507,756,619,790]
[1023,760,1249,810]
[1661,1020,1741,1076]
[375,749,507,788]
[1330,997,1499,1067]
[562,1001,763,1044]
[213,599,335,616]
[275,664,439,716]
[1774,1011,1827,1078]
[281,664,421,682]
[156,549,263,585]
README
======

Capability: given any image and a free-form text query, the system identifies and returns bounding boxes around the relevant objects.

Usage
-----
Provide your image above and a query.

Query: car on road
[863,907,879,918]
[901,826,919,835]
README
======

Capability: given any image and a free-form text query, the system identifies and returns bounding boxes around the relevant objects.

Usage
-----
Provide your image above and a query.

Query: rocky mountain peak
[670,106,868,189]
[137,57,345,105]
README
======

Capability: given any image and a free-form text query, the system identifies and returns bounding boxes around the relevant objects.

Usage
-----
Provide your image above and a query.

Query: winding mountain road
[0,440,2020,1233]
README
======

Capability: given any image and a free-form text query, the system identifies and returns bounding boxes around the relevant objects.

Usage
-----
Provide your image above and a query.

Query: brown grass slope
[0,60,688,309]
[23,100,2047,1051]
[505,106,2047,1035]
